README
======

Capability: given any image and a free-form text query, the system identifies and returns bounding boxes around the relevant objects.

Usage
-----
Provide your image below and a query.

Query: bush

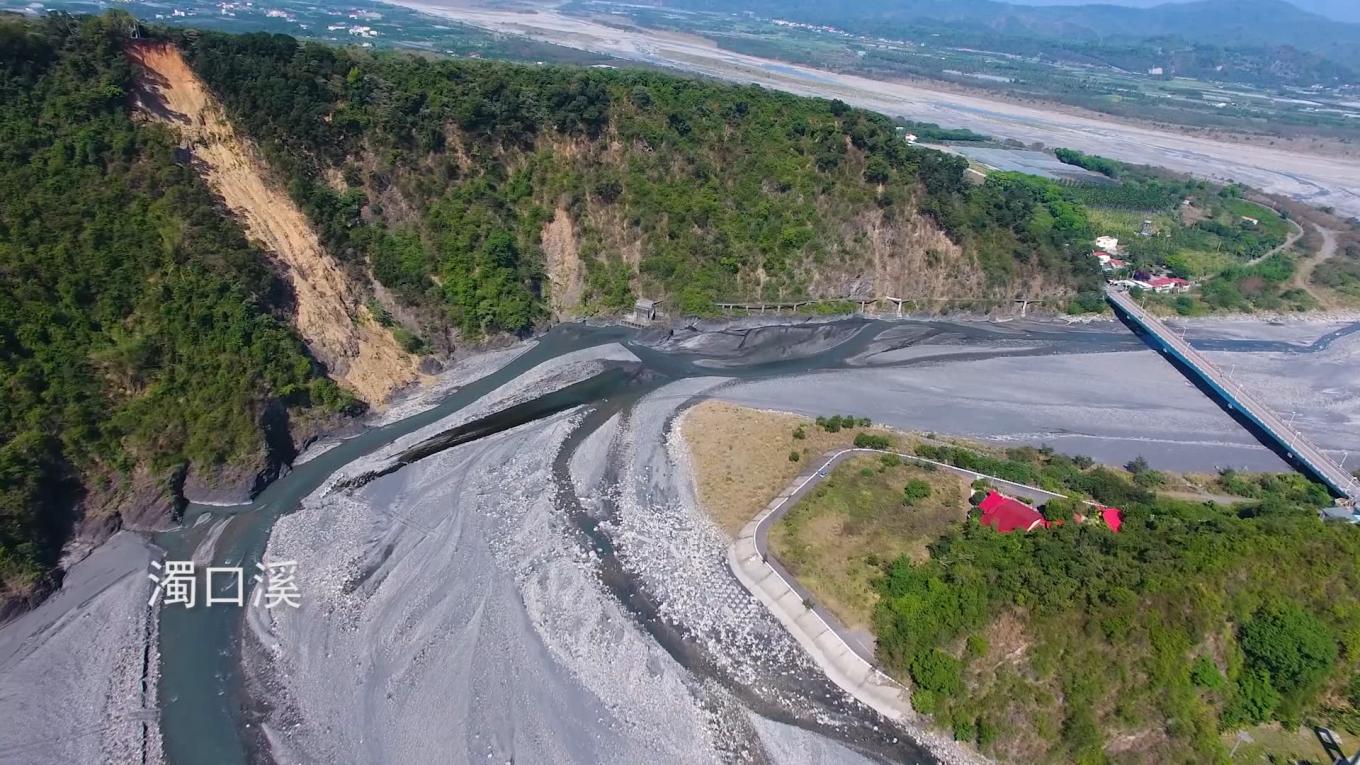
[788,450,801,462]
[1190,656,1224,689]
[854,432,891,450]
[910,649,963,696]
[903,479,932,505]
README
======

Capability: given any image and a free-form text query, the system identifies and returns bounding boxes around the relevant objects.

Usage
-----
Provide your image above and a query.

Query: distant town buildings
[1094,235,1120,254]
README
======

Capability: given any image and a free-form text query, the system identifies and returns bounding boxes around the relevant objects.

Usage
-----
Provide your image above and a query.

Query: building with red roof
[1100,507,1123,533]
[978,491,1048,533]
[1145,276,1191,293]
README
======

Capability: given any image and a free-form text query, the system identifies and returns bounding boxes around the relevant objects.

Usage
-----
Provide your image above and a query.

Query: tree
[854,432,890,450]
[1238,604,1337,720]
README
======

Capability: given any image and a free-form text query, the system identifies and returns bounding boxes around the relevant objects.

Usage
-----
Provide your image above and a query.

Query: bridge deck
[1106,288,1359,502]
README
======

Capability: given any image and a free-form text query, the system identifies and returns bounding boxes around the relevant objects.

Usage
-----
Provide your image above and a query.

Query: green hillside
[176,29,1098,332]
[0,15,353,601]
[0,14,1104,607]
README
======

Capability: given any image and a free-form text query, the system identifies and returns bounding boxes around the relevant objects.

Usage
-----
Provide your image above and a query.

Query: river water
[153,316,1360,765]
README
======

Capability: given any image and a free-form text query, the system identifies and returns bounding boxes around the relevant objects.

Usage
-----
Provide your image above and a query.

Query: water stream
[153,317,1360,764]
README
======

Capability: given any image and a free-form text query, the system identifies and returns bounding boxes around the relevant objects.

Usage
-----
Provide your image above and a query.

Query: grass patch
[679,401,900,536]
[771,455,968,632]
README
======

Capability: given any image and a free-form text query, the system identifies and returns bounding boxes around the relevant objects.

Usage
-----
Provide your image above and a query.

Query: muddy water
[155,317,1356,765]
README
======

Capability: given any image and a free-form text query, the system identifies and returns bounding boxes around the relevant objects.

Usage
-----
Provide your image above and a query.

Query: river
[3,315,1357,765]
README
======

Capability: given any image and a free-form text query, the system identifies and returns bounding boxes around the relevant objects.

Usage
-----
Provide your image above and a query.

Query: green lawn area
[1218,198,1291,242]
[770,455,970,632]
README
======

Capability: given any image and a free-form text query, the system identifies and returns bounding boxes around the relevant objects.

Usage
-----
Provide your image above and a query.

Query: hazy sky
[1006,0,1358,24]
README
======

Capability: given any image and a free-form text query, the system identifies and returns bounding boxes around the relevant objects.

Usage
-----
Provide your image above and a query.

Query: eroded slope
[127,41,419,405]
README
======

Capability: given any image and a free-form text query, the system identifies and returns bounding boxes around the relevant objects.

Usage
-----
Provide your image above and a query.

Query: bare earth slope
[127,42,420,405]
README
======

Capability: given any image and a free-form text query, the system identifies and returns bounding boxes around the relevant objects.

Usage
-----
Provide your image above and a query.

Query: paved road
[1107,288,1360,501]
[750,447,1064,665]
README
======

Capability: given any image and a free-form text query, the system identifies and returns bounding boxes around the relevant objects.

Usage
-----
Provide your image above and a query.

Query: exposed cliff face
[541,206,585,319]
[127,42,421,406]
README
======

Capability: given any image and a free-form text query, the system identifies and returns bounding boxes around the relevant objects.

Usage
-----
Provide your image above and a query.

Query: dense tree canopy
[174,29,1100,330]
[0,14,351,598]
[874,445,1359,763]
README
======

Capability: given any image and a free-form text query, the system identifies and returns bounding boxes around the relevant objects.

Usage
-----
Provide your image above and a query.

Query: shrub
[1238,604,1337,719]
[903,479,932,505]
[910,649,963,696]
[788,450,800,463]
[854,432,891,450]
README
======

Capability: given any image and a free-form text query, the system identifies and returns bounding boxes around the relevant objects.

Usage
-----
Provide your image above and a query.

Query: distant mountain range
[1010,0,1360,25]
[669,0,1360,72]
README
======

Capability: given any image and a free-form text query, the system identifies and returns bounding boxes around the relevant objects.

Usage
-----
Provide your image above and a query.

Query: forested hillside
[875,446,1360,763]
[0,13,1101,612]
[0,14,355,605]
[173,29,1098,341]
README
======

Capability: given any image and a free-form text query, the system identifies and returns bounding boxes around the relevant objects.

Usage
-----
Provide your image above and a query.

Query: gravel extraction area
[718,349,1293,473]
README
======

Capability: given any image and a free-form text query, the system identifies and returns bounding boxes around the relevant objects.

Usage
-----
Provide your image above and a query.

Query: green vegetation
[0,14,354,597]
[853,432,891,450]
[173,28,1100,332]
[815,415,871,433]
[1055,148,1120,180]
[893,119,989,143]
[1312,242,1360,299]
[865,443,1357,762]
[771,455,967,630]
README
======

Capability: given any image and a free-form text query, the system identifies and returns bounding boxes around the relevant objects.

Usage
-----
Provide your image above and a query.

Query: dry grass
[679,400,904,537]
[769,455,970,632]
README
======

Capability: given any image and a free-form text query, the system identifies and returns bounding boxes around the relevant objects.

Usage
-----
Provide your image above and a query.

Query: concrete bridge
[1106,287,1360,503]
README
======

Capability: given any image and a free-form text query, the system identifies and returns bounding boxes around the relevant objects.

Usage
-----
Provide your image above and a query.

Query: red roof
[978,491,1047,533]
[1100,507,1123,533]
[1147,276,1189,288]
[1108,258,1127,268]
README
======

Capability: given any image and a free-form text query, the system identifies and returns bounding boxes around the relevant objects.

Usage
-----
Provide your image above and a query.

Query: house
[1146,276,1192,293]
[1093,251,1128,272]
[978,491,1048,533]
[1094,236,1120,254]
[904,133,918,144]
[1099,507,1123,533]
[1240,215,1259,226]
